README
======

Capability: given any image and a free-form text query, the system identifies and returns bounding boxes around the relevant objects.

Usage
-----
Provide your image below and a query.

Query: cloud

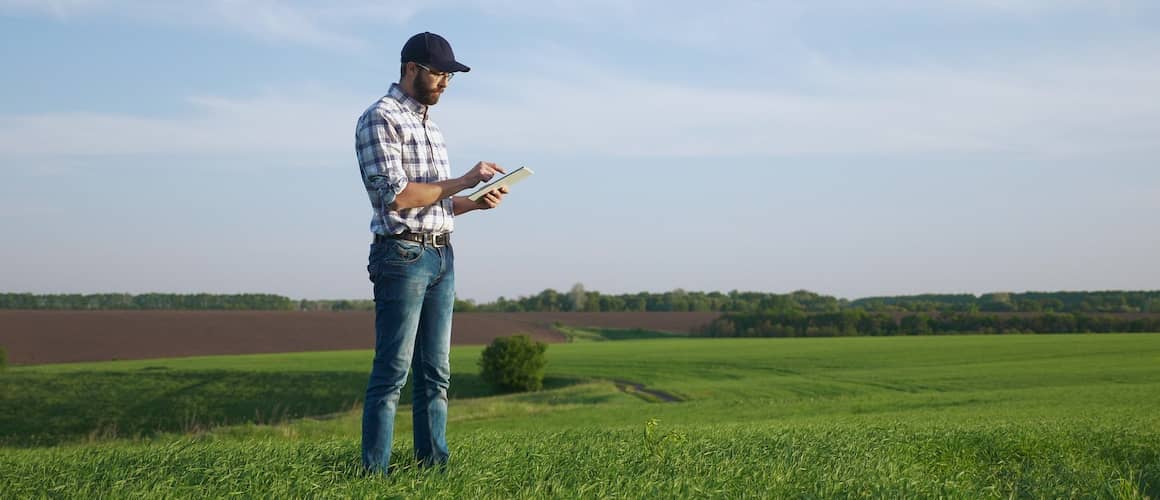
[1,0,1147,49]
[0,84,362,160]
[459,0,1146,49]
[2,41,1157,166]
[439,44,1160,158]
[0,0,430,49]
[2,1,1156,164]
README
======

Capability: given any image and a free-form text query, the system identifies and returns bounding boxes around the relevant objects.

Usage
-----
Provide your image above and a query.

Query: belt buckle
[428,233,444,248]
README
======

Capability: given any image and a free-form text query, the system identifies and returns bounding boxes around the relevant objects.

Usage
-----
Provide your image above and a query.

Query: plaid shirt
[355,83,454,236]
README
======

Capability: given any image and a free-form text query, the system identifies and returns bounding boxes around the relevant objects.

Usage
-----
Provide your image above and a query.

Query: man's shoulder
[358,95,406,125]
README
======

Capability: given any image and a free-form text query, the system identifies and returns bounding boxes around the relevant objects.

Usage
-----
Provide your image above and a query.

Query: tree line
[0,293,296,311]
[847,290,1160,314]
[3,289,1159,314]
[455,287,1160,315]
[455,287,845,313]
[700,310,1160,338]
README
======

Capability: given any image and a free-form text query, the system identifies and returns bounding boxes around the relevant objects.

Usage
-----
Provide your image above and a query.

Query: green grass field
[3,334,1159,498]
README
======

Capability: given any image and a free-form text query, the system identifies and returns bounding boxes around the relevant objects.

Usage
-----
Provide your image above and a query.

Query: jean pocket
[367,239,424,281]
[382,239,424,265]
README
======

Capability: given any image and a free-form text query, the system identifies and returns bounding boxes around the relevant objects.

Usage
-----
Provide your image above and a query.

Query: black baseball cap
[401,32,471,73]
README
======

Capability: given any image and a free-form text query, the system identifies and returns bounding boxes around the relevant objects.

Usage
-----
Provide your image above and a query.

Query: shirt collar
[388,83,428,118]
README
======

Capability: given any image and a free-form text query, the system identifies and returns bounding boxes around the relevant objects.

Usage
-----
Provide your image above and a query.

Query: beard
[411,73,442,106]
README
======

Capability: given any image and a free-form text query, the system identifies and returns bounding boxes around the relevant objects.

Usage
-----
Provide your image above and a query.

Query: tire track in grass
[612,379,682,402]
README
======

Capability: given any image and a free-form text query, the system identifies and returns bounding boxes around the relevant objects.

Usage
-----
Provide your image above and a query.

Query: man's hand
[476,186,509,209]
[452,186,509,215]
[461,161,506,186]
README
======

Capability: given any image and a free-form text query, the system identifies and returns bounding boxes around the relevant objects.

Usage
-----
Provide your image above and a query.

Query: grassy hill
[2,334,1158,497]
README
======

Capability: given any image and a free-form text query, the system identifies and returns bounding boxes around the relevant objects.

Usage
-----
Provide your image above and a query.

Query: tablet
[466,166,534,201]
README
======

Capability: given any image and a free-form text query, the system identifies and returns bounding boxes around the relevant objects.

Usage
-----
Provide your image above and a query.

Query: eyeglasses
[414,63,454,81]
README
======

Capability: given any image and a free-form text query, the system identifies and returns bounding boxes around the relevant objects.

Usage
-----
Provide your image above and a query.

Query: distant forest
[458,288,1160,314]
[3,289,1159,314]
[0,293,296,311]
[700,310,1160,338]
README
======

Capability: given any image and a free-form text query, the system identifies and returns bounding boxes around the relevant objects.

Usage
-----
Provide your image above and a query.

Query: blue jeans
[361,238,455,474]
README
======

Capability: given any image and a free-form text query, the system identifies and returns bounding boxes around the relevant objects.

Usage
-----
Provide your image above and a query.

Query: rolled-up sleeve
[355,108,408,210]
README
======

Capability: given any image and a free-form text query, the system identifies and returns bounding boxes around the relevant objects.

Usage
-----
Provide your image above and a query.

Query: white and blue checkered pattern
[355,84,454,236]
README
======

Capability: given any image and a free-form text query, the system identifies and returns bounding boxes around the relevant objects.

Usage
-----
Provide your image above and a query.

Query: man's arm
[390,162,506,210]
[356,109,408,211]
[356,107,504,212]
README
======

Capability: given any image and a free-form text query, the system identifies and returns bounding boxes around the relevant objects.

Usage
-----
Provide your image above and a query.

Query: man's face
[410,64,450,106]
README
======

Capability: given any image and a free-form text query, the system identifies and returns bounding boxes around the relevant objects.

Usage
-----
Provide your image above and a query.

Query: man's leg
[412,245,455,466]
[362,240,430,474]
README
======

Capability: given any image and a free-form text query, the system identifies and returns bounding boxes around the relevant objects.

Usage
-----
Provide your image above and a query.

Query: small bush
[0,345,7,371]
[479,334,547,392]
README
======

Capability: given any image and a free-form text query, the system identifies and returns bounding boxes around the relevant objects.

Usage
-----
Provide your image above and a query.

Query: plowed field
[0,311,719,365]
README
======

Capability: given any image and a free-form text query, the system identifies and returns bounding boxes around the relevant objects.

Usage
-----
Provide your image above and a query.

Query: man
[355,31,508,474]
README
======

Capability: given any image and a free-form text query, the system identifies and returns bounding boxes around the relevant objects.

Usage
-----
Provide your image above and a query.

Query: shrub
[0,345,7,371]
[479,334,547,392]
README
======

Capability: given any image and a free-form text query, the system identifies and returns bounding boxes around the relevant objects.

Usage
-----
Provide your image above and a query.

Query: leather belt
[374,232,450,248]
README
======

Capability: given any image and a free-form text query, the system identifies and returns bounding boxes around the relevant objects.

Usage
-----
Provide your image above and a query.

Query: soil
[0,311,720,365]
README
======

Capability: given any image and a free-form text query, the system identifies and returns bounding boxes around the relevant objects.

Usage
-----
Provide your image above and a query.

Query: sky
[1,0,1158,302]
